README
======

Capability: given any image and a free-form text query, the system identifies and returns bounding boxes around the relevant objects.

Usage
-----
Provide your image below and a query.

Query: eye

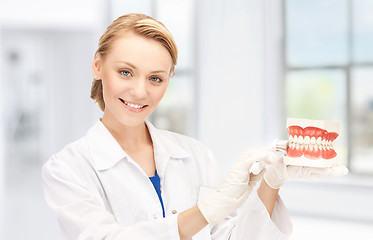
[120,70,131,77]
[150,76,162,83]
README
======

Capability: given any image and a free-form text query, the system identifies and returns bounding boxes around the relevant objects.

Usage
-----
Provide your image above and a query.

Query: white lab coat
[42,120,292,240]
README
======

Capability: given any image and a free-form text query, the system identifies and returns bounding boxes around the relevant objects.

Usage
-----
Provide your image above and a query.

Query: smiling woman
[90,14,177,112]
[40,13,346,240]
[93,30,172,128]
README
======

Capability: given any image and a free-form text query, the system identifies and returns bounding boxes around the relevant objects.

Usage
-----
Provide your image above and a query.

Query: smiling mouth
[119,98,148,109]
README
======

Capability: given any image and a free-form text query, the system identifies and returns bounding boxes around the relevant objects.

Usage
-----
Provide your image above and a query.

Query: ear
[92,54,103,79]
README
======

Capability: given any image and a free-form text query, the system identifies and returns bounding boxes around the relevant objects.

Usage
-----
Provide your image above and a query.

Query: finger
[249,154,282,176]
[236,148,277,170]
[330,165,349,176]
[287,165,348,179]
[252,151,282,165]
[304,165,349,177]
[249,169,266,187]
[307,167,333,179]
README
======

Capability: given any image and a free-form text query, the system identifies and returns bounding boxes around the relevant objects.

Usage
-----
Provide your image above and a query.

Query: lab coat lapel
[145,120,190,179]
[86,120,194,221]
[145,121,194,214]
[85,120,162,224]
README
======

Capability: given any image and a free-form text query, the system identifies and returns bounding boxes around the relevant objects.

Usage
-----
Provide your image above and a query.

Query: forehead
[105,31,172,71]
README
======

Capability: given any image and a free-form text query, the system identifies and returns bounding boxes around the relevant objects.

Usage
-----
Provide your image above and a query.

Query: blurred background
[0,0,372,239]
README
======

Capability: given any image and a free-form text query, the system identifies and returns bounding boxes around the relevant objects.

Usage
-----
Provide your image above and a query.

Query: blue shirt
[149,170,165,218]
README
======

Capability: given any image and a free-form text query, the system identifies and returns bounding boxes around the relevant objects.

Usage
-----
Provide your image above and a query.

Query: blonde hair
[91,13,178,111]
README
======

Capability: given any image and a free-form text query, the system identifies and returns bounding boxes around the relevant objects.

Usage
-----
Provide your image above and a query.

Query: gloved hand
[264,160,349,189]
[197,147,279,226]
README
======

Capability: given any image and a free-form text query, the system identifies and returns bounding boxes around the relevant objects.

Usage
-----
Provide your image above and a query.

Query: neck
[101,115,152,151]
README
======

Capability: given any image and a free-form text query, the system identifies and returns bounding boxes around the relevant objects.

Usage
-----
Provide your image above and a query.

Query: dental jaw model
[284,118,340,168]
[248,118,340,175]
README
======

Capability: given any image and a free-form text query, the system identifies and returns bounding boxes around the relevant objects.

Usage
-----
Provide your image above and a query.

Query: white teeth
[288,134,337,153]
[124,101,144,109]
[288,133,335,154]
[304,136,310,145]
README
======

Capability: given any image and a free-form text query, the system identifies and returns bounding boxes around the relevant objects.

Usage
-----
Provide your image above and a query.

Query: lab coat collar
[145,120,190,160]
[85,120,127,171]
[85,120,190,171]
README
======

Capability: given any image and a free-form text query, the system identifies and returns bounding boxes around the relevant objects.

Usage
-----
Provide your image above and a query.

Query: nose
[130,78,147,99]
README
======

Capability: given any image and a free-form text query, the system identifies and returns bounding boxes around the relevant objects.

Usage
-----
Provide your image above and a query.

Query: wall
[195,0,284,170]
[0,2,105,238]
[0,0,104,29]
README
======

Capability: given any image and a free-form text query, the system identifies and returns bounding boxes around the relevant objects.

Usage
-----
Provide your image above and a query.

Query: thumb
[233,147,283,175]
[249,169,266,187]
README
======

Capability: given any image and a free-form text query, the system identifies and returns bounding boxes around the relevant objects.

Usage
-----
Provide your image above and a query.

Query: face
[93,31,173,128]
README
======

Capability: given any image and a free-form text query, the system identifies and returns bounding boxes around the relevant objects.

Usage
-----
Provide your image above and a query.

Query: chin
[116,116,147,128]
[117,110,155,128]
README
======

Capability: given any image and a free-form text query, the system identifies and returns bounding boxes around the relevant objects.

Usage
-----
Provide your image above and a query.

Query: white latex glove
[264,160,349,189]
[197,147,279,226]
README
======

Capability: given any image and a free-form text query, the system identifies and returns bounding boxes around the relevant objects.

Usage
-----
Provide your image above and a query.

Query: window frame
[283,0,373,175]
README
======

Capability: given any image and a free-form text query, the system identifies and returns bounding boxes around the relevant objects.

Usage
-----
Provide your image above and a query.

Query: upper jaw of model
[286,118,340,160]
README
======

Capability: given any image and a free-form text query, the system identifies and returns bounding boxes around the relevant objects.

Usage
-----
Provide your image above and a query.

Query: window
[285,0,373,174]
[151,0,196,137]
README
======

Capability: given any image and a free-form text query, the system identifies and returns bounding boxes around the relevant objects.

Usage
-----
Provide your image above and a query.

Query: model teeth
[304,136,310,144]
[289,135,335,148]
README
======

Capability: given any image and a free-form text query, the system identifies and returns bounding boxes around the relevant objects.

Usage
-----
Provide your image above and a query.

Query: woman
[42,13,347,240]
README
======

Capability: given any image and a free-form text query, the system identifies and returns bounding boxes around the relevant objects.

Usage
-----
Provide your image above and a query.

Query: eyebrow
[114,61,137,69]
[114,60,169,74]
[150,70,168,74]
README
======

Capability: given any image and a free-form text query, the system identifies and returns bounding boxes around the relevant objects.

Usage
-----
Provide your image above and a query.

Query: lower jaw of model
[284,118,340,167]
